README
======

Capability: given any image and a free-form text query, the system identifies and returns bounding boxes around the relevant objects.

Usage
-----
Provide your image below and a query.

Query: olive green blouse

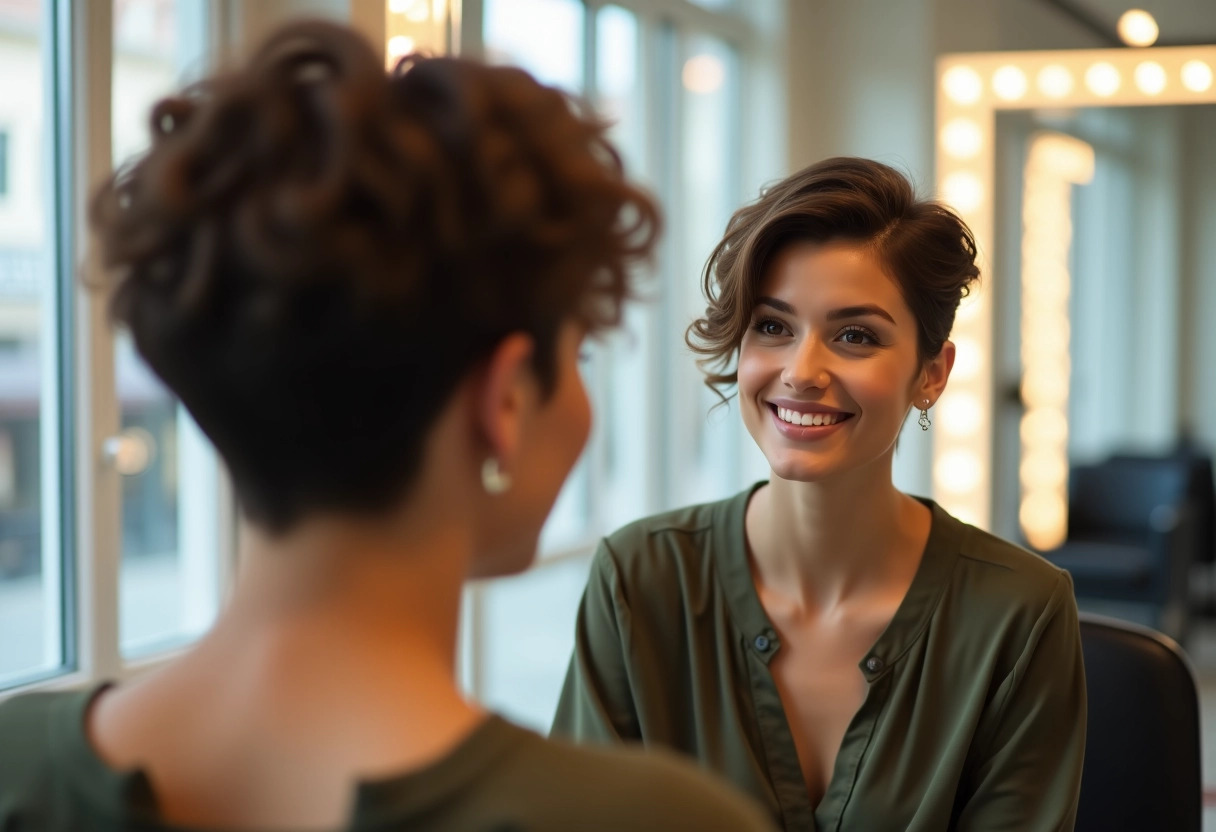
[0,684,777,832]
[552,484,1087,832]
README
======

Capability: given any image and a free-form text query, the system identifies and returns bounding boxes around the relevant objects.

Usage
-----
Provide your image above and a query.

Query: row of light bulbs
[943,58,1213,106]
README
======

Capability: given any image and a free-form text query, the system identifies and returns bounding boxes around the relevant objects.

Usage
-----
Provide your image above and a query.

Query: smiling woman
[553,157,1087,832]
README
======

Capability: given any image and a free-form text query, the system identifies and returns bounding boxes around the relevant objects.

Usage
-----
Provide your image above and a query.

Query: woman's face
[737,240,939,484]
[473,321,592,577]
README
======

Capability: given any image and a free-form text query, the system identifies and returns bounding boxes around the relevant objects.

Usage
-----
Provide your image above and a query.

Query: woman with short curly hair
[555,157,1086,832]
[0,20,777,832]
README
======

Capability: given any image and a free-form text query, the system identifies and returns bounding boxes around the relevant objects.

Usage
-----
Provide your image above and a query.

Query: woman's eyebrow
[755,296,795,314]
[754,297,896,325]
[826,304,896,324]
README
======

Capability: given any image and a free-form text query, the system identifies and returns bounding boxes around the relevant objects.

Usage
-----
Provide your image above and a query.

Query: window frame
[0,0,242,699]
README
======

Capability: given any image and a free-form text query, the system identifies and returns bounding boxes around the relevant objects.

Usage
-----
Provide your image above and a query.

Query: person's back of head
[92,19,660,534]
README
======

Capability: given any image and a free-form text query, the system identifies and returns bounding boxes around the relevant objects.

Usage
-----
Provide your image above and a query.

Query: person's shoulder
[599,485,755,566]
[587,486,757,606]
[930,501,1075,620]
[0,687,89,816]
[502,726,775,831]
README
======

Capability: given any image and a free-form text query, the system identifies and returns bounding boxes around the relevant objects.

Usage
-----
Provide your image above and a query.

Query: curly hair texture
[91,20,660,532]
[686,157,979,399]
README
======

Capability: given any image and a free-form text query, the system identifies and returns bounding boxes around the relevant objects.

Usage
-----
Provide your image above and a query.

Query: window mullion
[68,0,121,683]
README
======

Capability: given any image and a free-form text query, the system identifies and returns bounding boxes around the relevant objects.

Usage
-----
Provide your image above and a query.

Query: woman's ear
[476,333,536,468]
[917,340,957,408]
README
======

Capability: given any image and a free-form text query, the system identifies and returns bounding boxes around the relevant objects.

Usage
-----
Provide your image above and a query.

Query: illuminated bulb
[1134,61,1167,95]
[682,54,725,94]
[943,66,983,105]
[406,0,430,22]
[951,337,982,380]
[1037,65,1074,98]
[938,392,981,437]
[942,171,983,213]
[387,35,416,59]
[954,297,982,323]
[940,118,983,159]
[1021,493,1068,550]
[1020,451,1068,490]
[1022,367,1069,407]
[992,65,1028,101]
[934,450,982,494]
[1085,62,1121,97]
[1117,9,1159,47]
[1020,409,1068,447]
[1181,60,1214,93]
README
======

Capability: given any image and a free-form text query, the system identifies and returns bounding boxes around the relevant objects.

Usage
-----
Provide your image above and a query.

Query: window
[0,0,61,689]
[111,0,222,658]
[0,0,231,695]
[466,0,783,730]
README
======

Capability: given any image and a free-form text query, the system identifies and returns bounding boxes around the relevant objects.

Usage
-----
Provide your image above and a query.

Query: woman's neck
[92,497,485,796]
[745,463,930,614]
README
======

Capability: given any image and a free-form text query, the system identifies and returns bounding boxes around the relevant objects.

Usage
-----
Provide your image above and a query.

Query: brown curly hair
[90,20,660,532]
[686,157,978,398]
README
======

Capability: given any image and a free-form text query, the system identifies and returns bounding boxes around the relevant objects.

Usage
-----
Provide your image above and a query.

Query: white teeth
[776,407,842,427]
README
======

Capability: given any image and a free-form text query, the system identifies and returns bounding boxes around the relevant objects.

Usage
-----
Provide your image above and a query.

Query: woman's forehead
[760,241,909,313]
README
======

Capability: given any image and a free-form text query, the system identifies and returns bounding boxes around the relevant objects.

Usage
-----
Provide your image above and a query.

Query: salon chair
[1041,454,1198,641]
[1075,613,1201,832]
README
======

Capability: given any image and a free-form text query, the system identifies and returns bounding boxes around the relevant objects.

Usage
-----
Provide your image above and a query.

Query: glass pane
[476,553,593,730]
[112,0,219,656]
[593,5,655,531]
[0,0,62,687]
[673,33,740,507]
[484,0,584,93]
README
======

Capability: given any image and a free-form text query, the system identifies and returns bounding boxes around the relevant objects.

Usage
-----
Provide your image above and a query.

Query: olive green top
[552,484,1087,832]
[0,684,777,832]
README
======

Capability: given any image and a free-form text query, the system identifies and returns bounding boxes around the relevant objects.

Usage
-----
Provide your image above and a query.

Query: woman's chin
[765,453,842,484]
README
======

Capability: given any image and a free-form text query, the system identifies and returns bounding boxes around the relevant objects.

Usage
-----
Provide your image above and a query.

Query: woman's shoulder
[497,724,775,831]
[602,485,755,557]
[592,486,755,589]
[0,686,102,819]
[928,501,1076,623]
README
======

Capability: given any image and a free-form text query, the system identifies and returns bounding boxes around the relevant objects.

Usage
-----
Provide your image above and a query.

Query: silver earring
[481,457,512,495]
[918,400,932,431]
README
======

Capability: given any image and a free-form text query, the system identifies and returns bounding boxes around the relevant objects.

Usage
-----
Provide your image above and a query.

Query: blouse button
[865,656,884,673]
[753,635,771,652]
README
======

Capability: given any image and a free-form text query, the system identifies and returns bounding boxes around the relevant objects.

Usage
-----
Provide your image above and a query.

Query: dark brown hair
[686,156,978,397]
[90,20,660,532]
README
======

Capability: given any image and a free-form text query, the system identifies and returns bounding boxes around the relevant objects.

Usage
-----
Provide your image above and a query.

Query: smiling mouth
[772,404,854,427]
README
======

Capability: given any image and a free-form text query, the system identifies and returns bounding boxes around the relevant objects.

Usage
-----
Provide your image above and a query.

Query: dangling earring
[918,399,932,431]
[481,457,512,495]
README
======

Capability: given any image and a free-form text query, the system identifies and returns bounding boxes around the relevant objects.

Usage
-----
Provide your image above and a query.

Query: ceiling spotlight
[1117,9,1159,47]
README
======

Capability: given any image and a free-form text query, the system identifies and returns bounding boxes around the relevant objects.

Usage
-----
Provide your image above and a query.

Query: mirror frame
[932,44,1216,533]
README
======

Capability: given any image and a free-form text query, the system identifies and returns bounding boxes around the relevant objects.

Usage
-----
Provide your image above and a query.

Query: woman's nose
[781,337,831,390]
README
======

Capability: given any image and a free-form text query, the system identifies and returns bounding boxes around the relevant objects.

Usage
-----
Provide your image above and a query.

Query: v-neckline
[713,482,963,829]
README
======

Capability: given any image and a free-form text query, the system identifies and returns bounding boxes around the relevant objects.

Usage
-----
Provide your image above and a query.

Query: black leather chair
[1043,455,1197,640]
[1075,613,1202,832]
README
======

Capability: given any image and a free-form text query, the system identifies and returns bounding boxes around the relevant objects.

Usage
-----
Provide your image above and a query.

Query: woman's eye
[753,319,786,337]
[838,327,877,346]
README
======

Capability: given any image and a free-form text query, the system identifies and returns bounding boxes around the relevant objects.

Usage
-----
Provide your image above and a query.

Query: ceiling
[1048,0,1216,46]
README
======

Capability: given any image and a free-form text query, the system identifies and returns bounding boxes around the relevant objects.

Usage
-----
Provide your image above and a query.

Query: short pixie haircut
[687,157,978,397]
[91,21,660,532]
